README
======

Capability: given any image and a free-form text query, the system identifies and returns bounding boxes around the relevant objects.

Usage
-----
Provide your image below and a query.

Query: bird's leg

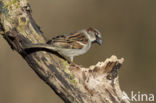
[70,57,73,62]
[69,57,80,68]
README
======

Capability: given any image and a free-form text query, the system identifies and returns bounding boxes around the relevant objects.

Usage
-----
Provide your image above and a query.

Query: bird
[23,27,102,62]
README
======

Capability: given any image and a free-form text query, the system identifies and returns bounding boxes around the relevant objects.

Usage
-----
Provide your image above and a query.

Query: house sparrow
[23,27,102,62]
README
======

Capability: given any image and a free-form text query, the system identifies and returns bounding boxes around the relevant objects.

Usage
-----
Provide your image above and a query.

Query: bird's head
[86,27,102,45]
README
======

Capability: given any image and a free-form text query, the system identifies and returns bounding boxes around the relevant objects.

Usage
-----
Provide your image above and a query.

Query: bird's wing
[47,32,88,49]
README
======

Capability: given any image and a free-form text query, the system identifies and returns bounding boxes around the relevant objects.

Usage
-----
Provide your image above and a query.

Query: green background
[0,0,156,103]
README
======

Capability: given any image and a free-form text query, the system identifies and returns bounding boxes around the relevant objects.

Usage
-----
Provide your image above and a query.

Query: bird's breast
[59,42,91,57]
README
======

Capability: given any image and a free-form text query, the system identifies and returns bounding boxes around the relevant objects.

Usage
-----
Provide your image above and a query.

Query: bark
[0,0,130,103]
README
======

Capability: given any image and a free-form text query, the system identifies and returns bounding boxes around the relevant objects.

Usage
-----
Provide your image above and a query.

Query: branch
[0,0,130,103]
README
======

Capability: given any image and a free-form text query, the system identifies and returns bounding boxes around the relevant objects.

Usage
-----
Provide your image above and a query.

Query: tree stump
[0,0,130,103]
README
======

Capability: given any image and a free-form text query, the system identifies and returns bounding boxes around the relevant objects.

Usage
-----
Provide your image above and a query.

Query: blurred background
[0,0,156,103]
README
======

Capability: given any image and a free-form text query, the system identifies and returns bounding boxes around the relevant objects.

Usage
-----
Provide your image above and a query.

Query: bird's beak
[96,37,102,45]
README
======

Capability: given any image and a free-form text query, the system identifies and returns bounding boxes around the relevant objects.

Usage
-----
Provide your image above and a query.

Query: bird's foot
[70,62,81,68]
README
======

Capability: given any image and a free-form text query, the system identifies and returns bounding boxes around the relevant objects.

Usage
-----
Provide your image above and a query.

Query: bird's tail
[23,43,57,52]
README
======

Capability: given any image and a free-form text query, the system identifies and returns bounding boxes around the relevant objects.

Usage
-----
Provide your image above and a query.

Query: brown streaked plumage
[23,27,102,62]
[47,32,88,49]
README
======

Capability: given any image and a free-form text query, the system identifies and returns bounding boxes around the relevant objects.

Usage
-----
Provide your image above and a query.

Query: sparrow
[23,27,102,62]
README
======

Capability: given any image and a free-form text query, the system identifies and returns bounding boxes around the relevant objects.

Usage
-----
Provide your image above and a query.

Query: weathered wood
[0,0,130,103]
